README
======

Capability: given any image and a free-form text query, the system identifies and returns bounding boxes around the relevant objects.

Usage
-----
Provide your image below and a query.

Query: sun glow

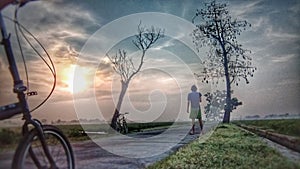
[62,65,92,94]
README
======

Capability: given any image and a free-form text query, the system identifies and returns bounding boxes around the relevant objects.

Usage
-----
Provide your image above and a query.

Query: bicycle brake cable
[14,5,30,97]
[13,6,57,113]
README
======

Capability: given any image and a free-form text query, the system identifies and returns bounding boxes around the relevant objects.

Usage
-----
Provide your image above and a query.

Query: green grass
[147,124,300,169]
[233,119,300,137]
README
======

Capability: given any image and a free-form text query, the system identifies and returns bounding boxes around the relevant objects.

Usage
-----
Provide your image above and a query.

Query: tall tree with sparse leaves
[107,22,164,130]
[192,0,256,123]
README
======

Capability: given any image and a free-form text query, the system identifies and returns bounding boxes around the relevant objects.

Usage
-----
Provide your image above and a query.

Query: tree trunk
[221,45,232,123]
[223,80,231,123]
[110,81,128,129]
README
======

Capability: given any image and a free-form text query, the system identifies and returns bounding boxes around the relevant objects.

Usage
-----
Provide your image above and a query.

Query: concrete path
[261,137,300,163]
[237,124,300,163]
[0,122,218,169]
[74,121,218,169]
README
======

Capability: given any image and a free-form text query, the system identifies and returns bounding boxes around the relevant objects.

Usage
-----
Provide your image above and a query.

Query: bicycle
[0,1,75,169]
[115,112,129,134]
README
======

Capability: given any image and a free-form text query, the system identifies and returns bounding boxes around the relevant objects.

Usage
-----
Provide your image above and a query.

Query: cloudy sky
[0,0,299,124]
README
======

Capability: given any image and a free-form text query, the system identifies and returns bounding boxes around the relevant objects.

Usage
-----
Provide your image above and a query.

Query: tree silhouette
[192,0,256,123]
[107,22,164,130]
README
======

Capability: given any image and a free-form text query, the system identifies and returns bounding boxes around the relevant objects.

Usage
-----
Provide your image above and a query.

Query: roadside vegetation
[0,128,21,150]
[233,119,300,137]
[147,123,300,169]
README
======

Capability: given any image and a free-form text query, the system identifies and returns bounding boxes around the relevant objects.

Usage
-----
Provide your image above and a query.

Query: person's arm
[199,92,202,103]
[187,100,190,113]
[187,93,191,113]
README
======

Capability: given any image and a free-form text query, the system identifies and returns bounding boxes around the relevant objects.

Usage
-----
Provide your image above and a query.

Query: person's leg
[198,119,203,131]
[189,118,195,135]
[196,107,203,133]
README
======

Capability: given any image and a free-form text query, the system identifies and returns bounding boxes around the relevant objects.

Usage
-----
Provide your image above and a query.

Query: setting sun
[62,65,92,94]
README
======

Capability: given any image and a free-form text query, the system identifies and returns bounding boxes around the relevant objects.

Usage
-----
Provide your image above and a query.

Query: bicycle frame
[117,113,128,124]
[0,12,27,121]
[115,112,128,134]
[0,11,57,167]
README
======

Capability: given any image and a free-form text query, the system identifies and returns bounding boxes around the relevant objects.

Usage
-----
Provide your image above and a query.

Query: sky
[0,0,299,124]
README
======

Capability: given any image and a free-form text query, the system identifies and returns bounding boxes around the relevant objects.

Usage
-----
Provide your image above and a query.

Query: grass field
[147,123,300,169]
[233,119,300,137]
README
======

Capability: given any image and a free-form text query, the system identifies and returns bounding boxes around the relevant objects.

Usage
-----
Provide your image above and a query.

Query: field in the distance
[0,121,178,150]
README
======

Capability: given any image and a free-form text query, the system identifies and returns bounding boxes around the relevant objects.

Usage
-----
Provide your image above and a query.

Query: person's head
[191,85,197,92]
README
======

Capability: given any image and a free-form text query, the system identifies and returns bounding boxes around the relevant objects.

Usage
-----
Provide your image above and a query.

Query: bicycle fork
[23,119,58,169]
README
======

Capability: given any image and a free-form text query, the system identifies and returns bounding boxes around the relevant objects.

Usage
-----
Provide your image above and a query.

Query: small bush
[0,128,19,145]
[68,128,86,138]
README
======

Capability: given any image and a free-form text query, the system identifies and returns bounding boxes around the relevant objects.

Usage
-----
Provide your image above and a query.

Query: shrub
[68,128,86,138]
[0,128,18,145]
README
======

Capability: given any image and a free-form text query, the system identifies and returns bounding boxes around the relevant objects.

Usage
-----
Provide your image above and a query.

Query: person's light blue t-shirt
[188,91,201,108]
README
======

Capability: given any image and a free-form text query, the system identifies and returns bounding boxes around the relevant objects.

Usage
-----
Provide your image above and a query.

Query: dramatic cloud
[1,0,299,123]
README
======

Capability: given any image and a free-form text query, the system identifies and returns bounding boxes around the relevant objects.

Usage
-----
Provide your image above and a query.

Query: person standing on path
[187,85,203,135]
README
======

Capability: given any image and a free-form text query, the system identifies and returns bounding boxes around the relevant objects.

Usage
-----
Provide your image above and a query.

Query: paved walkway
[0,122,218,169]
[74,122,218,169]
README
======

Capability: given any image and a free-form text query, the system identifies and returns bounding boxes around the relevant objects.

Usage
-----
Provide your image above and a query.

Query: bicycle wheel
[115,121,121,133]
[12,125,75,169]
[122,121,128,134]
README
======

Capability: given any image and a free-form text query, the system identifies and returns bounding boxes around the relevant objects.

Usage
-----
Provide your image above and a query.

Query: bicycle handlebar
[0,0,38,10]
[17,0,39,7]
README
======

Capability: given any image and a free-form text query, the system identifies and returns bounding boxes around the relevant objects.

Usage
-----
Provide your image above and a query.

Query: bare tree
[192,0,256,123]
[107,22,164,129]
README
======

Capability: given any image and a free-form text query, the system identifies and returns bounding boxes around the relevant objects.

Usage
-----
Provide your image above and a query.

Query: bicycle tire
[115,121,121,133]
[122,121,128,134]
[12,125,75,169]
